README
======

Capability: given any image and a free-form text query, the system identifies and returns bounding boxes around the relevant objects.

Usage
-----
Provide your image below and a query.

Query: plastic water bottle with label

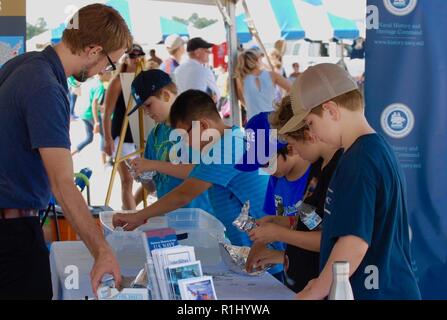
[328,261,354,300]
[296,201,322,230]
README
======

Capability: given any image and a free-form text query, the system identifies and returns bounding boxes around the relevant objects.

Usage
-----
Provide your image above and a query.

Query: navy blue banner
[365,0,447,299]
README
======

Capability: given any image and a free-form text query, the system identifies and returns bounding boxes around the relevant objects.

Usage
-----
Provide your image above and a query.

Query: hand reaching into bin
[112,212,148,231]
[245,242,284,273]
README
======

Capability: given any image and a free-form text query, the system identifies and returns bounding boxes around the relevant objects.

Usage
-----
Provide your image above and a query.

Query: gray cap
[279,63,359,135]
[165,34,185,51]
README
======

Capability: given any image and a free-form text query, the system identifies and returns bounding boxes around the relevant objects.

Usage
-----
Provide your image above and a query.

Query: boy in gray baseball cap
[287,64,420,300]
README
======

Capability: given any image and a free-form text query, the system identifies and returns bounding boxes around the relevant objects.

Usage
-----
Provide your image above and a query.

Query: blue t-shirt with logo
[320,134,421,300]
[189,126,269,246]
[144,123,213,213]
[0,46,70,209]
[263,167,311,216]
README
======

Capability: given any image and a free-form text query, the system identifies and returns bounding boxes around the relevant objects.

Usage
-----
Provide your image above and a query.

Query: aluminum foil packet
[134,170,157,184]
[124,160,157,184]
[219,242,272,276]
[232,201,257,232]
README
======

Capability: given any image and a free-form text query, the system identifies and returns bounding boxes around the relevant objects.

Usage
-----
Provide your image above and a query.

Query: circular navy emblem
[384,0,418,16]
[381,103,415,139]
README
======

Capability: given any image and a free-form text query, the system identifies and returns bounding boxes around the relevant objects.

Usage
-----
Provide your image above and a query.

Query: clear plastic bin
[100,208,227,266]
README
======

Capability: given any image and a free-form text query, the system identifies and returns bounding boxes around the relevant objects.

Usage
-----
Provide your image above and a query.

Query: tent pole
[225,0,242,127]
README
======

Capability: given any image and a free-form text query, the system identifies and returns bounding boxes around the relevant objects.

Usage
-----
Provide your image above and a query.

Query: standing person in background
[235,48,291,121]
[174,37,220,102]
[103,44,146,210]
[288,63,301,83]
[269,47,287,104]
[68,76,81,120]
[0,3,132,299]
[148,49,163,67]
[71,72,108,158]
[98,72,112,166]
[160,34,186,78]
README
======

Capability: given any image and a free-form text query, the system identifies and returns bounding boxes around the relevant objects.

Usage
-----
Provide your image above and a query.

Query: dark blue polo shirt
[0,46,70,209]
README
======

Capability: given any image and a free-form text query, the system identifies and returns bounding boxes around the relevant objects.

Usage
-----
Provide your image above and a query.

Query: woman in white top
[235,48,291,121]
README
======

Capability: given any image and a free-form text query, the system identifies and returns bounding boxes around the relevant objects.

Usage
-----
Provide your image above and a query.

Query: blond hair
[235,50,261,80]
[62,4,133,55]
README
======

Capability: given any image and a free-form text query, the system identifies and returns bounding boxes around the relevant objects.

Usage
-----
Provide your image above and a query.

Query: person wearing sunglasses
[174,37,220,103]
[0,4,132,299]
[102,44,146,211]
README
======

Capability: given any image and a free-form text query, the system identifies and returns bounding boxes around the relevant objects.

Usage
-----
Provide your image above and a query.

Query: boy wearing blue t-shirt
[114,90,269,247]
[126,70,212,214]
[234,111,311,217]
[235,110,310,281]
[280,64,420,300]
[263,145,310,217]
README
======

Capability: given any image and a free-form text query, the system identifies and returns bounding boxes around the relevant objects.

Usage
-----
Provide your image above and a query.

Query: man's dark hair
[170,90,221,128]
[150,49,156,55]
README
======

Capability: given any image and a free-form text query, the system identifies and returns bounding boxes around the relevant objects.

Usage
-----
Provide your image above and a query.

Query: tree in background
[27,17,48,40]
[173,13,217,29]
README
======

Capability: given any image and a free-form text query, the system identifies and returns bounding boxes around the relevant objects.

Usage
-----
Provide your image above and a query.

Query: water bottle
[328,261,354,300]
[296,201,322,230]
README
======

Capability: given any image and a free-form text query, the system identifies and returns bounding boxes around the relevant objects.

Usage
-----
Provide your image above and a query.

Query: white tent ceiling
[149,0,221,6]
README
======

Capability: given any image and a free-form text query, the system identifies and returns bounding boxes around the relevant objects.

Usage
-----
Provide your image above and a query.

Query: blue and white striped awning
[159,17,189,40]
[239,0,361,43]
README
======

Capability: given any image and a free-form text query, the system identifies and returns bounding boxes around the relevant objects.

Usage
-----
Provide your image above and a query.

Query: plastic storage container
[99,231,150,300]
[100,208,227,266]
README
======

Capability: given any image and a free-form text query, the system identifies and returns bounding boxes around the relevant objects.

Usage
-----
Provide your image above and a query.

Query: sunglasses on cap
[128,51,145,59]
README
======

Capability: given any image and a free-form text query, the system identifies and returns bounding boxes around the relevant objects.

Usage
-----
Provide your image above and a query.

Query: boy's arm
[257,215,291,228]
[249,223,321,252]
[296,235,369,300]
[131,158,195,180]
[113,177,212,230]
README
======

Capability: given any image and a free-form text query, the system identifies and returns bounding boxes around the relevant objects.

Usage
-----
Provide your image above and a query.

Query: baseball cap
[127,44,145,58]
[186,37,214,52]
[128,70,173,116]
[165,34,186,51]
[279,63,359,135]
[235,112,287,172]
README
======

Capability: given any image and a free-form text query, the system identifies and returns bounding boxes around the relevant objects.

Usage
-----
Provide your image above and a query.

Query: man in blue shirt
[113,90,269,247]
[279,63,420,300]
[0,4,132,299]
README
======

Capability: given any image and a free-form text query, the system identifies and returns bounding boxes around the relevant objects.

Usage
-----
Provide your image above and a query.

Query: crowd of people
[0,3,419,301]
